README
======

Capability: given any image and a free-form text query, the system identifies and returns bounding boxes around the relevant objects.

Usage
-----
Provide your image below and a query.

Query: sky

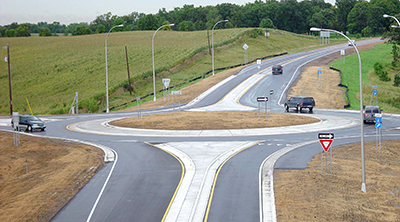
[0,0,336,26]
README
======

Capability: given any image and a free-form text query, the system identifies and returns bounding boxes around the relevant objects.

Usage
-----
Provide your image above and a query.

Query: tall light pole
[383,14,400,27]
[3,44,12,116]
[212,19,228,76]
[105,24,123,113]
[152,23,174,101]
[311,27,366,193]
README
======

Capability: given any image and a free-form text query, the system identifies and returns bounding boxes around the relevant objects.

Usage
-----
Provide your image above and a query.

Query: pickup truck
[284,96,315,113]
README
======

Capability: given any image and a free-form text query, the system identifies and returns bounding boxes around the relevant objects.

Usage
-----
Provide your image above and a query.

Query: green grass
[0,28,344,115]
[331,43,400,113]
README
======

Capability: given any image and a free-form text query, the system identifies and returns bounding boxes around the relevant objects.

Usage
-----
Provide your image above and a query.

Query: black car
[11,114,46,132]
[272,65,283,75]
[284,96,315,113]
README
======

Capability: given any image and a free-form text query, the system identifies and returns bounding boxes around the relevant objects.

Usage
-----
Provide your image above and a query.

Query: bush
[374,62,391,82]
[379,70,391,82]
[394,73,400,87]
[374,62,384,74]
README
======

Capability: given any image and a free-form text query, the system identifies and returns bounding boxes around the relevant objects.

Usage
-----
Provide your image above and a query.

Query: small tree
[39,28,52,36]
[394,73,400,87]
[391,43,399,67]
[96,24,106,33]
[5,29,16,37]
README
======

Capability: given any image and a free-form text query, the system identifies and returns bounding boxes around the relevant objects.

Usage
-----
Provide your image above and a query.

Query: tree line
[1,0,400,37]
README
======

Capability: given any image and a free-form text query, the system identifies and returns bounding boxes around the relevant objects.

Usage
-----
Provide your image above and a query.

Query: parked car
[11,114,46,132]
[363,106,381,123]
[284,96,315,113]
[272,64,283,75]
[348,40,356,46]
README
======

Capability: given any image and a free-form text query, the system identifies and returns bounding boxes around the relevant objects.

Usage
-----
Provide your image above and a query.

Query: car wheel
[309,107,313,112]
[285,105,289,112]
[27,125,32,132]
[297,105,301,113]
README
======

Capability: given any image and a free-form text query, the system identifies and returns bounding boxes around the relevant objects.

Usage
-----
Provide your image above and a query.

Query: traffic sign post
[317,68,322,89]
[257,97,268,121]
[171,91,182,111]
[340,49,345,63]
[136,97,141,119]
[318,133,334,175]
[162,78,171,102]
[375,115,382,151]
[243,43,249,65]
[370,85,378,106]
[12,112,20,146]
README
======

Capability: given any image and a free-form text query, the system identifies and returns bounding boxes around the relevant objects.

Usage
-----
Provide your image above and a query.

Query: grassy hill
[331,43,400,113]
[0,29,342,115]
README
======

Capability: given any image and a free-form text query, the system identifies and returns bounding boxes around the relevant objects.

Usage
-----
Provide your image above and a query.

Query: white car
[348,40,356,46]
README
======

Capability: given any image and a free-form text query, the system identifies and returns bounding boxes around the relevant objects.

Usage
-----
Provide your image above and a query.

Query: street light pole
[311,27,366,193]
[383,14,400,27]
[152,23,174,102]
[212,19,228,76]
[3,44,12,116]
[105,24,123,113]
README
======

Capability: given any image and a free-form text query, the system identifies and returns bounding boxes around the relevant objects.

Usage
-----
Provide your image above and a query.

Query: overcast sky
[0,0,336,26]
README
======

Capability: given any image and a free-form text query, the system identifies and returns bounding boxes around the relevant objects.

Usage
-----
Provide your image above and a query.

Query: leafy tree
[335,0,358,33]
[347,1,371,34]
[5,29,16,37]
[391,43,399,66]
[96,24,106,33]
[16,25,30,37]
[361,26,371,37]
[136,14,158,30]
[194,20,205,30]
[259,18,274,29]
[178,21,195,31]
[72,24,92,36]
[393,73,400,86]
[39,27,52,36]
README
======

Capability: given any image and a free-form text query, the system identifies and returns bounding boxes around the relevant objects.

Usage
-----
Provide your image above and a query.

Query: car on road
[363,105,381,123]
[284,96,315,113]
[272,64,283,75]
[348,40,356,46]
[11,114,46,132]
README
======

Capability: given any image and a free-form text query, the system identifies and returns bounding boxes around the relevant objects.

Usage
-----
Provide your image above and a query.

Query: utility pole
[3,44,12,116]
[124,45,132,95]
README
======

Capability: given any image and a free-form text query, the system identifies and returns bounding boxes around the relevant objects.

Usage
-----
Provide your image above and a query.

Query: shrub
[394,73,400,87]
[373,62,384,74]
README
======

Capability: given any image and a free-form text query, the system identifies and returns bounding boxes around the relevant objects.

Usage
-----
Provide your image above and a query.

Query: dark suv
[11,114,46,132]
[272,65,283,75]
[363,106,381,123]
[284,96,315,113]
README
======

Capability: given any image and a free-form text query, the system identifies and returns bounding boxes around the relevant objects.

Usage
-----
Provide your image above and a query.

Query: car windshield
[304,98,314,102]
[365,107,379,113]
[25,116,41,121]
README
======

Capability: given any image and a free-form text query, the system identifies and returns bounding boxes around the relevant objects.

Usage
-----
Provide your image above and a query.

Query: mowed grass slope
[0,29,341,115]
[331,43,400,113]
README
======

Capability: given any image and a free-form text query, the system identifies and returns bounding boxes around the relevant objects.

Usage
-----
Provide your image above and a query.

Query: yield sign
[319,139,333,152]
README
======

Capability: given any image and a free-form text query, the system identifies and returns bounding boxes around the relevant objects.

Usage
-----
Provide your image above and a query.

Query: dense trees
[1,0,399,37]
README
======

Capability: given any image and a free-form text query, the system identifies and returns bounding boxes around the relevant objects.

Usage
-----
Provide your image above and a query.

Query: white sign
[243,43,249,50]
[4,56,7,62]
[320,31,330,37]
[171,91,181,95]
[162,78,170,88]
[340,50,345,56]
[257,59,261,65]
[12,112,19,128]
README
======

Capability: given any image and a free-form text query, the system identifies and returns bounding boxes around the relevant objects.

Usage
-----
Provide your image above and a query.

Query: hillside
[0,29,343,115]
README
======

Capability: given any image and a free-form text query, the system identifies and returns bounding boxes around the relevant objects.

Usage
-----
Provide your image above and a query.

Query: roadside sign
[257,96,268,102]
[318,133,334,139]
[257,59,261,65]
[319,139,333,152]
[171,91,181,95]
[340,50,345,56]
[375,117,381,124]
[375,122,382,128]
[243,43,249,50]
[372,88,377,96]
[372,85,377,89]
[317,68,322,74]
[162,78,170,88]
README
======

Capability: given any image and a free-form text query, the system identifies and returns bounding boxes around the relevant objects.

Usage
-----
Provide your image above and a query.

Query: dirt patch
[274,140,400,221]
[287,41,384,109]
[111,112,320,130]
[0,131,104,222]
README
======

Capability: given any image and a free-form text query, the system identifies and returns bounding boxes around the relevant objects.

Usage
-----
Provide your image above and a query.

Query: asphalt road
[1,38,399,222]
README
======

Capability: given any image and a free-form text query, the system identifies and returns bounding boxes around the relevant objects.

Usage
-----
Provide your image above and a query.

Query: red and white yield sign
[318,133,334,152]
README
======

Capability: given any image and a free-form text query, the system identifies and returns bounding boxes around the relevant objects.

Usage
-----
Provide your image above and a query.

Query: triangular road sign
[319,139,333,152]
